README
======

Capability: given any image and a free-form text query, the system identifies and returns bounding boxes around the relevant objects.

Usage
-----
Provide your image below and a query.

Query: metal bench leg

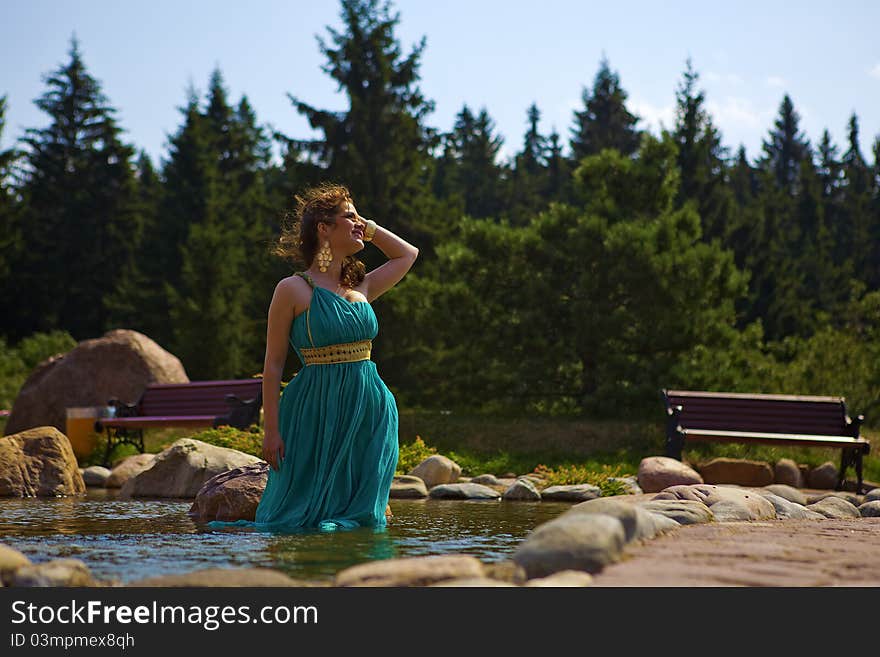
[855,451,865,495]
[665,429,685,461]
[837,449,853,491]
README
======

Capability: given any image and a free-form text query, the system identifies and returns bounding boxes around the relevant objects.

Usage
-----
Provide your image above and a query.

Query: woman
[257,182,418,531]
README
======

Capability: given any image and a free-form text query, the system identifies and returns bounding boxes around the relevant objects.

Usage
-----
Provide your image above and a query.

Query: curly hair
[274,182,366,289]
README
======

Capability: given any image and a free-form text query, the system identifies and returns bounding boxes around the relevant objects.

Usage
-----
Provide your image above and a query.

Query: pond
[0,490,571,584]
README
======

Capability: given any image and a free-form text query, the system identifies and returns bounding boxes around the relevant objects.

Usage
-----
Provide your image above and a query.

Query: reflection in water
[0,492,569,583]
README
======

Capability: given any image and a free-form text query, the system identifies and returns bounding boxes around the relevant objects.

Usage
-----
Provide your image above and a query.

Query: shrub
[185,425,263,458]
[396,435,436,474]
[532,463,633,496]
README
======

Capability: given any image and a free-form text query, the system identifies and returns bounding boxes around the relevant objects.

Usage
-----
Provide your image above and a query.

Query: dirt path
[590,518,880,587]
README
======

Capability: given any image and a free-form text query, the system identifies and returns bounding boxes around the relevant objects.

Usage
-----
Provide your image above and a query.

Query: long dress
[252,271,399,531]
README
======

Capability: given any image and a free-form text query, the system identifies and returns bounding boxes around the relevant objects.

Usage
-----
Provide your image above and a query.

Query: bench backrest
[662,389,853,437]
[139,379,262,417]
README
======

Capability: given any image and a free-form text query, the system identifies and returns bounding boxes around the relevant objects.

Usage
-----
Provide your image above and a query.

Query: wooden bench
[662,389,870,493]
[95,379,264,466]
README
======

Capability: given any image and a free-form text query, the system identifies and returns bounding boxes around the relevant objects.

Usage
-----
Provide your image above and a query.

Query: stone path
[591,518,880,586]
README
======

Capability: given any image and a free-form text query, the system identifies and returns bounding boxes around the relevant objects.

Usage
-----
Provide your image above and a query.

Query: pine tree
[545,128,571,203]
[840,113,872,285]
[14,36,141,340]
[759,94,811,196]
[0,95,23,336]
[508,102,549,224]
[569,56,641,162]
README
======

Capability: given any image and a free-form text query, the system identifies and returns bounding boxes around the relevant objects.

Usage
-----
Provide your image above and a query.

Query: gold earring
[317,239,333,273]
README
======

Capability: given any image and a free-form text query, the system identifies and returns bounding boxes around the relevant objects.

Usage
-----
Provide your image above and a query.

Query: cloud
[870,63,880,79]
[629,97,676,132]
[705,71,744,85]
[765,76,787,88]
[706,96,774,130]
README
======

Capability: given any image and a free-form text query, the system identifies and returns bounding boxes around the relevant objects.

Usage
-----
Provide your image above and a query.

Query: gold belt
[300,339,372,365]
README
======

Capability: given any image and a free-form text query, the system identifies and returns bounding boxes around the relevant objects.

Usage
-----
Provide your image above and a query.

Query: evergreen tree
[671,59,732,242]
[0,95,23,333]
[759,94,810,195]
[569,56,641,162]
[508,102,549,225]
[839,113,872,285]
[545,127,570,202]
[14,36,141,341]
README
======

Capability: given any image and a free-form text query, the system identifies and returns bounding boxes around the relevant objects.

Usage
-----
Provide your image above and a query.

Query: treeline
[2,0,880,420]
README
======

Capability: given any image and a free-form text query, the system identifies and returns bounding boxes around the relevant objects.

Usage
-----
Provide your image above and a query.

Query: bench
[662,389,870,493]
[95,379,264,466]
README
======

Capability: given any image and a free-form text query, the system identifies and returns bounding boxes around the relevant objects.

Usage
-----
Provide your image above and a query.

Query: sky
[2,0,879,168]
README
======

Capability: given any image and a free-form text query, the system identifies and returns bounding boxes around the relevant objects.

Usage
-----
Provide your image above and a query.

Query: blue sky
[2,0,879,168]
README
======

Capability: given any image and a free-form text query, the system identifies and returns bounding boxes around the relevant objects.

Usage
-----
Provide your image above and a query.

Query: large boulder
[653,484,776,520]
[104,453,156,488]
[637,456,703,493]
[389,475,429,499]
[188,462,269,521]
[80,466,111,487]
[699,458,774,487]
[502,479,541,501]
[120,438,260,499]
[5,329,188,436]
[0,427,85,496]
[807,462,839,490]
[565,497,668,543]
[638,499,714,525]
[408,455,462,489]
[774,459,803,488]
[806,496,861,519]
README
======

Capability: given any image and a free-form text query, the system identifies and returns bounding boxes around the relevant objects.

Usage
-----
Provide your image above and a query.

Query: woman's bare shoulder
[274,275,311,310]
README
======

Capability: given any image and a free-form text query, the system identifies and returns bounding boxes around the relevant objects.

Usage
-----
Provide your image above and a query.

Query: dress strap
[294,272,317,347]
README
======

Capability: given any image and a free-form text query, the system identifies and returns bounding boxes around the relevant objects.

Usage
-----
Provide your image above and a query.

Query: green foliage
[532,463,633,497]
[184,425,264,458]
[0,330,77,409]
[395,435,437,474]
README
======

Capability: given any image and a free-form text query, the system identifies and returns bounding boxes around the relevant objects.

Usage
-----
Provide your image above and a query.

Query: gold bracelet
[363,219,377,241]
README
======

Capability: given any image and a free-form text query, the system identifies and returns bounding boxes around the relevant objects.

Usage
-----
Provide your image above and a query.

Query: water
[0,490,570,584]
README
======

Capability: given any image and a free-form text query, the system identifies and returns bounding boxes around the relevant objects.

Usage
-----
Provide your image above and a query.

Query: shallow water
[0,490,570,583]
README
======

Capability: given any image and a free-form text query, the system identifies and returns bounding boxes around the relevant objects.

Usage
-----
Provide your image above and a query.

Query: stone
[566,497,660,543]
[81,465,111,487]
[858,501,880,517]
[104,453,156,488]
[10,559,96,587]
[608,476,643,495]
[807,462,839,490]
[763,484,808,506]
[128,568,317,587]
[470,474,502,486]
[709,500,755,522]
[120,438,260,499]
[481,560,527,585]
[0,544,31,585]
[5,329,188,436]
[646,511,682,534]
[806,491,863,506]
[866,488,880,503]
[408,455,461,489]
[430,578,518,587]
[427,483,501,500]
[807,496,861,519]
[637,500,714,525]
[774,458,803,488]
[524,570,594,587]
[653,484,776,520]
[637,456,703,493]
[512,513,625,578]
[389,475,428,499]
[0,427,85,496]
[540,484,602,503]
[335,555,484,587]
[757,493,825,520]
[502,479,541,501]
[699,458,774,487]
[188,462,269,521]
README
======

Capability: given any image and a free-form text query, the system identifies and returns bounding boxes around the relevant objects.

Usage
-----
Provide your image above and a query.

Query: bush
[532,463,634,497]
[0,330,77,409]
[184,425,263,458]
[396,435,436,474]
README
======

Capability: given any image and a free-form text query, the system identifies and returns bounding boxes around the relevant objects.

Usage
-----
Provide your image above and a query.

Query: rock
[335,555,484,587]
[774,458,803,488]
[188,462,269,521]
[646,511,682,534]
[0,427,85,496]
[502,479,541,501]
[699,458,774,487]
[428,483,501,500]
[709,500,755,522]
[540,484,602,503]
[637,456,703,493]
[470,474,502,486]
[608,476,643,495]
[389,475,428,499]
[430,577,518,587]
[10,559,97,587]
[0,544,31,585]
[757,493,825,520]
[128,568,318,587]
[866,488,880,503]
[408,455,461,489]
[104,453,156,488]
[807,462,839,490]
[81,465,111,487]
[858,501,880,517]
[512,514,625,578]
[566,498,661,543]
[5,329,188,436]
[806,491,863,506]
[120,438,260,499]
[763,484,808,506]
[637,500,714,525]
[525,570,594,587]
[807,496,861,519]
[653,484,776,520]
[481,560,527,585]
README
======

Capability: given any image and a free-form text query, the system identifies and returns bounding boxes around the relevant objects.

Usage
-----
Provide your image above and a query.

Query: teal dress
[253,271,399,531]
